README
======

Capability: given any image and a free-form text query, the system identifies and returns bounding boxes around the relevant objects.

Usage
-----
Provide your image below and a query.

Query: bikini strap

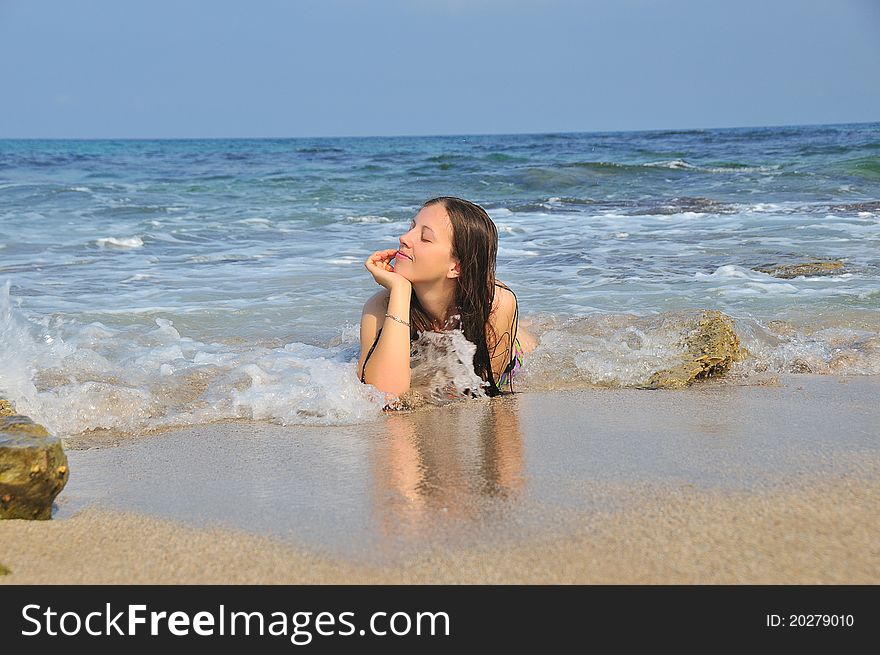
[494,281,519,370]
[360,327,383,384]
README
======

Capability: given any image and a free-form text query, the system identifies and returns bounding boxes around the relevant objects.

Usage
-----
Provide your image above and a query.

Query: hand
[365,248,411,291]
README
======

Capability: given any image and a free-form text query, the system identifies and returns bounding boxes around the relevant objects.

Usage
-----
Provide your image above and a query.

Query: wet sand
[1,374,878,583]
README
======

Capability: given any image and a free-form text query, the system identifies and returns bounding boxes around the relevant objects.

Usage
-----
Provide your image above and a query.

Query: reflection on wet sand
[370,397,525,539]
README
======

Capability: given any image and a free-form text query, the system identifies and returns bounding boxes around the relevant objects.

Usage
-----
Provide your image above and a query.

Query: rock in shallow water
[753,260,845,279]
[0,399,14,417]
[643,310,746,389]
[0,410,69,520]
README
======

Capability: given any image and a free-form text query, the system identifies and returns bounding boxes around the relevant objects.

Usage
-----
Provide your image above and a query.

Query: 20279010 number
[766,614,854,627]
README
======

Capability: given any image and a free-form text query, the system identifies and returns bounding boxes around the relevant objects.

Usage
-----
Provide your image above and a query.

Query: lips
[396,251,412,261]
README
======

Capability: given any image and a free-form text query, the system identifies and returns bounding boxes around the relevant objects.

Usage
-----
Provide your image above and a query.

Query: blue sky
[1,0,878,138]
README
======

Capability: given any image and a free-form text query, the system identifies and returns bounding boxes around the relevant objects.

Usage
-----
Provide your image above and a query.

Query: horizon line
[1,119,878,142]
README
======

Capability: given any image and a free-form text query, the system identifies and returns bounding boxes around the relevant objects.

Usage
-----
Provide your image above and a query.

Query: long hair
[406,196,507,396]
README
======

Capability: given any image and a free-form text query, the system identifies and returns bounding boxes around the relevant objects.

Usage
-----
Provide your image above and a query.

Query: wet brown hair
[406,196,510,396]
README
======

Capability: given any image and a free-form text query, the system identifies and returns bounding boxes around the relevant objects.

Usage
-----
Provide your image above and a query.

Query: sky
[1,0,878,138]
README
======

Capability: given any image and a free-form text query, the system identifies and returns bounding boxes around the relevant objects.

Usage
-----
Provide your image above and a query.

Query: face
[394,204,459,283]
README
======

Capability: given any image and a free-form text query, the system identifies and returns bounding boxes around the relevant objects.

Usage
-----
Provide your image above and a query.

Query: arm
[515,323,538,354]
[487,286,518,384]
[358,282,413,396]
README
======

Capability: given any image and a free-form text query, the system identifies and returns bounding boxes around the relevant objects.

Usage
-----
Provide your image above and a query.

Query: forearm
[362,284,412,394]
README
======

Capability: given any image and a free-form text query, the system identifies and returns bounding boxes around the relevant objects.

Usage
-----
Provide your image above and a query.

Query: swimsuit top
[359,282,523,394]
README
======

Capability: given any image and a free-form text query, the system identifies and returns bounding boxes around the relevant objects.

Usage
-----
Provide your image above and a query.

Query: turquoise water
[2,123,879,435]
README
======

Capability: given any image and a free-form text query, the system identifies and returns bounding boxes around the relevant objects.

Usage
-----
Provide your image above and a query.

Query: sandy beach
[2,373,878,584]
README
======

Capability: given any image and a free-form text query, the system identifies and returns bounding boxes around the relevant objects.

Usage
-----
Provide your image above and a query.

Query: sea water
[1,123,879,435]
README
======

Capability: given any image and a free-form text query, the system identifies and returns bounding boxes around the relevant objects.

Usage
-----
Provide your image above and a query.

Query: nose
[399,228,414,249]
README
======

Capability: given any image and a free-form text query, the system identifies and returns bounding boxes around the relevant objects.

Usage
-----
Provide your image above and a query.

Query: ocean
[1,122,879,436]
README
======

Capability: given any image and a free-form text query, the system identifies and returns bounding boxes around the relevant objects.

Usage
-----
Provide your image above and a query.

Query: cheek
[420,247,443,268]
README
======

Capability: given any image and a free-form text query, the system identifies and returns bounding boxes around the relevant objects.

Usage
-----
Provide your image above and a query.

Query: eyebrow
[410,219,435,235]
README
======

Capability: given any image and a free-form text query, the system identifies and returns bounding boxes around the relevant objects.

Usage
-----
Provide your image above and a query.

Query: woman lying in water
[357,196,537,404]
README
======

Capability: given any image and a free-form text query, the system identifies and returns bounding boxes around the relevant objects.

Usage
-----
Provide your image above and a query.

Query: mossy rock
[1,414,69,520]
[643,310,746,389]
[0,399,15,417]
[753,260,845,279]
[0,562,9,576]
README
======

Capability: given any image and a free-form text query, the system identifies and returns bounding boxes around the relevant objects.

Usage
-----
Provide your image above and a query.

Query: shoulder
[491,281,517,318]
[359,288,390,345]
[358,289,392,378]
[362,288,391,316]
[487,281,518,342]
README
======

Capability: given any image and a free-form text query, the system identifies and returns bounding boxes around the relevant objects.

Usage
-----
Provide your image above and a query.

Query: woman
[357,196,536,401]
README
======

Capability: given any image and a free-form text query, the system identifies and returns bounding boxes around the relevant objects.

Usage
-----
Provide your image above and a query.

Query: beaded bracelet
[385,313,411,327]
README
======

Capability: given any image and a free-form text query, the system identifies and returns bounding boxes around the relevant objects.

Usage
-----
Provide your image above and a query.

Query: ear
[448,259,460,279]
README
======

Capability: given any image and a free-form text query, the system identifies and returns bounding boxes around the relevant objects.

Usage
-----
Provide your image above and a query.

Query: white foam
[232,347,387,424]
[408,327,489,402]
[746,202,791,213]
[0,298,391,434]
[694,264,772,281]
[185,253,264,263]
[732,321,880,376]
[713,281,801,295]
[346,215,392,223]
[519,312,880,390]
[96,236,144,249]
[498,247,539,257]
[701,164,779,174]
[647,159,694,169]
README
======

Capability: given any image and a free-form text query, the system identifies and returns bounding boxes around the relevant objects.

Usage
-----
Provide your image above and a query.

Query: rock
[0,562,9,575]
[643,310,746,389]
[828,201,880,214]
[0,399,14,417]
[753,260,845,279]
[0,413,69,520]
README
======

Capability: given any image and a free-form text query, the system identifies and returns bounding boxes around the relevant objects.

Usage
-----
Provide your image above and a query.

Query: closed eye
[411,222,431,241]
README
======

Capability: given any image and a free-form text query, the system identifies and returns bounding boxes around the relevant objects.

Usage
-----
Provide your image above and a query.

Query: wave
[425,154,472,163]
[483,153,529,163]
[505,195,739,216]
[0,283,389,437]
[826,201,880,214]
[514,311,880,391]
[296,147,345,154]
[3,280,878,440]
[95,236,144,249]
[840,156,880,179]
[513,159,784,184]
[345,214,392,223]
